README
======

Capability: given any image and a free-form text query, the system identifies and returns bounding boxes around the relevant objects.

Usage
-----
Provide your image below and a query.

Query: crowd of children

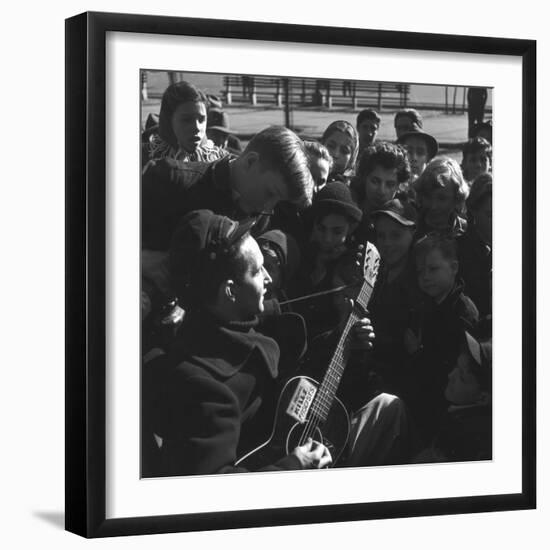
[141,79,493,472]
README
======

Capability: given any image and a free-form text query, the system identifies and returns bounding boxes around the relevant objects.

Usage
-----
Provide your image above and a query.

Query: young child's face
[311,213,350,261]
[358,119,379,149]
[170,100,207,153]
[463,152,490,182]
[363,165,399,209]
[423,182,457,230]
[324,130,354,175]
[444,351,482,405]
[403,135,429,177]
[310,156,331,192]
[416,249,457,302]
[471,195,492,244]
[374,216,414,268]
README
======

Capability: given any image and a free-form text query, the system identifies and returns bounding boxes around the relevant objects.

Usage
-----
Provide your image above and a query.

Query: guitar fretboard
[310,280,375,422]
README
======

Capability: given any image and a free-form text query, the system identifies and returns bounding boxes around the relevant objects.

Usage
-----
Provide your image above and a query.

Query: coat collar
[172,311,280,379]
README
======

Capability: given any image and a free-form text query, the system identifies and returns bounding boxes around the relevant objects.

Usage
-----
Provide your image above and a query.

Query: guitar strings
[297,282,371,447]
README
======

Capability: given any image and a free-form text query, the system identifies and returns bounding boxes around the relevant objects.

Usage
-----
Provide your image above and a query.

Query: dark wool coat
[406,281,479,441]
[147,311,305,476]
[142,156,270,251]
[457,228,492,318]
[368,259,424,397]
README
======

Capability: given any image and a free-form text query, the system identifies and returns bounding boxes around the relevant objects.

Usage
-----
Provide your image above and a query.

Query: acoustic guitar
[236,242,380,469]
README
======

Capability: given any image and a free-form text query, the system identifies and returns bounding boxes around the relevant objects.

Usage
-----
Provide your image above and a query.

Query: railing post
[141,71,148,101]
[275,79,283,107]
[225,77,232,105]
[377,83,382,111]
[326,80,332,109]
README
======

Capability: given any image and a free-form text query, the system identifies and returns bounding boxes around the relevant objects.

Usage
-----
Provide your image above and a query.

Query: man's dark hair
[461,137,492,164]
[357,141,411,182]
[356,108,381,128]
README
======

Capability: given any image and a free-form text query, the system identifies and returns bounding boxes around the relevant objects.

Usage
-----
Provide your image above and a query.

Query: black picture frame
[65,10,536,538]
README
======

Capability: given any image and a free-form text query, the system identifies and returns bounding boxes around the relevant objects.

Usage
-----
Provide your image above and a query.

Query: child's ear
[451,260,459,276]
[242,151,260,171]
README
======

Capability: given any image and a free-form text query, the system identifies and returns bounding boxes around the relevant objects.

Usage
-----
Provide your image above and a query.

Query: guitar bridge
[286,379,317,423]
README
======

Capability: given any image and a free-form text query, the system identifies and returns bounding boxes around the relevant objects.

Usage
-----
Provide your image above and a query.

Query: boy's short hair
[414,232,458,264]
[394,108,423,129]
[414,156,469,214]
[356,108,381,128]
[158,80,207,148]
[304,140,334,171]
[462,137,492,164]
[244,126,314,208]
[356,141,411,183]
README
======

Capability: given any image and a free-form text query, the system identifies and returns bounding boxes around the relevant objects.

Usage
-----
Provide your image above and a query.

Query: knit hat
[169,209,256,301]
[310,181,362,223]
[398,129,439,160]
[372,198,418,227]
[257,230,301,283]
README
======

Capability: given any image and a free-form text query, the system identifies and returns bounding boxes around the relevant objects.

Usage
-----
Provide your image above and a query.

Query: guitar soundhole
[286,423,324,454]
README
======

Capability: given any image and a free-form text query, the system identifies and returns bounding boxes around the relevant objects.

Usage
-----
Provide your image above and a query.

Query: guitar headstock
[356,242,380,312]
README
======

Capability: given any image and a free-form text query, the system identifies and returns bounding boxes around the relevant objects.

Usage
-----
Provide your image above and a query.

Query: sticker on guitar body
[286,378,317,423]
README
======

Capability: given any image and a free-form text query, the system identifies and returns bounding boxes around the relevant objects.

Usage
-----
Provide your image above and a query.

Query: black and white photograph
[140,70,494,478]
[59,9,537,541]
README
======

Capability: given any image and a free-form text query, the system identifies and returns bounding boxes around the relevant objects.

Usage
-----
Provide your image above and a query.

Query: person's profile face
[233,237,272,320]
[323,130,355,175]
[416,248,457,302]
[374,216,414,268]
[310,157,331,192]
[403,135,429,177]
[463,153,490,182]
[170,101,207,153]
[394,115,415,139]
[358,119,379,149]
[363,165,399,209]
[311,213,350,260]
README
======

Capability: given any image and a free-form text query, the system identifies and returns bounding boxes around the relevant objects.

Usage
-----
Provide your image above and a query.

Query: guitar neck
[310,281,375,422]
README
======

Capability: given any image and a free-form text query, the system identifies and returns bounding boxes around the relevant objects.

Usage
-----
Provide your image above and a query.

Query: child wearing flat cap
[368,199,423,396]
[415,330,492,463]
